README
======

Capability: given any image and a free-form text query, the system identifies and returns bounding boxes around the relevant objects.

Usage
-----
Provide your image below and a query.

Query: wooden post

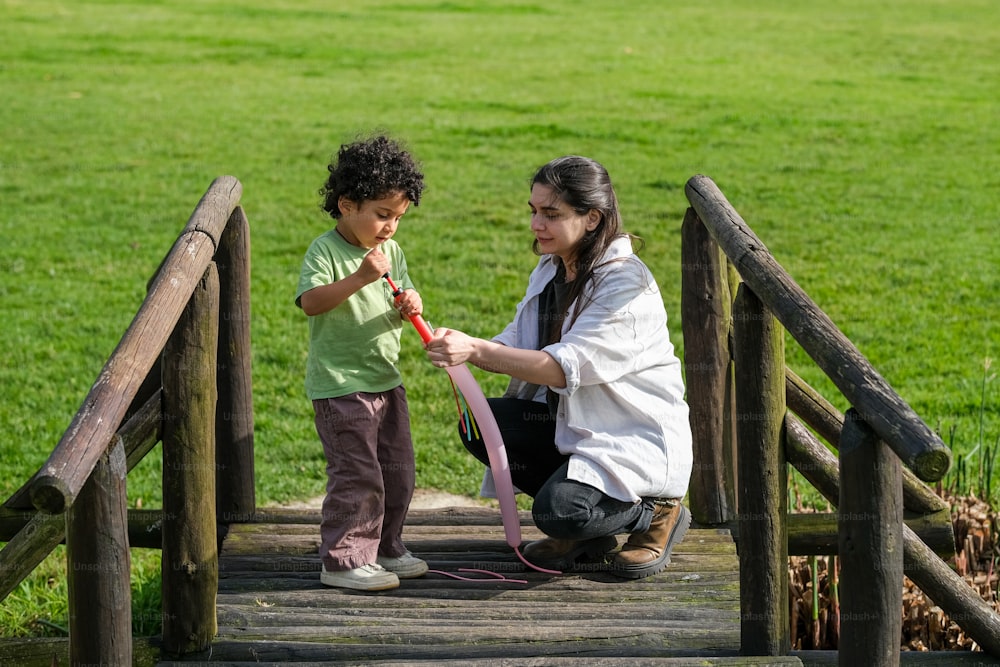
[66,439,131,665]
[161,263,220,657]
[215,205,256,524]
[838,409,903,665]
[681,207,736,525]
[733,284,789,655]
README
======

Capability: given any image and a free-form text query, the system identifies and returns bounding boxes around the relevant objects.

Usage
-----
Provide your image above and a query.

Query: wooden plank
[795,651,1000,666]
[217,601,738,624]
[217,552,738,577]
[197,634,743,661]
[158,643,796,665]
[217,578,740,604]
[207,505,745,663]
[218,525,736,557]
[213,620,736,642]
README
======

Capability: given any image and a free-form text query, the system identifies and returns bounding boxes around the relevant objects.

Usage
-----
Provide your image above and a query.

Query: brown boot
[521,535,618,570]
[613,499,690,579]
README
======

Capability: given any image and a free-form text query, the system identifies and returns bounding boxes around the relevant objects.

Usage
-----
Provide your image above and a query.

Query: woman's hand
[425,328,478,368]
[425,329,567,388]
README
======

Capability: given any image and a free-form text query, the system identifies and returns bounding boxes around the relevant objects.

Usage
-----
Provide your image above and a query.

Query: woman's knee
[532,479,595,538]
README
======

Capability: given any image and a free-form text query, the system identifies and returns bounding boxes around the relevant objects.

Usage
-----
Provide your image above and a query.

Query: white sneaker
[376,552,429,579]
[320,563,399,591]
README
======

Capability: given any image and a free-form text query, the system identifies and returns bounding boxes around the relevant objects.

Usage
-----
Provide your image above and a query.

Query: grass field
[1,0,998,636]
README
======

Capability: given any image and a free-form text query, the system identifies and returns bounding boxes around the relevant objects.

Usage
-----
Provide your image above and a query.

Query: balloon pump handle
[383,273,434,343]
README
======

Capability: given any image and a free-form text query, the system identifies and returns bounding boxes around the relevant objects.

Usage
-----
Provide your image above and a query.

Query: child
[295,135,428,591]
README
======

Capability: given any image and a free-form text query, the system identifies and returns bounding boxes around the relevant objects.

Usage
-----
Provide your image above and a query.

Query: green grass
[0,546,162,638]
[1,0,998,636]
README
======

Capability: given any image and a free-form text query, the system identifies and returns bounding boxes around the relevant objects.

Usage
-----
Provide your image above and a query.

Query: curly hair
[319,135,425,219]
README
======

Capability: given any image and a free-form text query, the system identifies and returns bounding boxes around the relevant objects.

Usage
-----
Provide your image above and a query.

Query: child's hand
[358,247,391,284]
[394,289,423,319]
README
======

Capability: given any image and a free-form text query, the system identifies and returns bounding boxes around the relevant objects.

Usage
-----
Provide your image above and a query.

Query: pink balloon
[445,364,522,549]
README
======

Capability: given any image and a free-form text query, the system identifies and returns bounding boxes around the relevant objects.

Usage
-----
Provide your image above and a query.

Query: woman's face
[529,184,598,270]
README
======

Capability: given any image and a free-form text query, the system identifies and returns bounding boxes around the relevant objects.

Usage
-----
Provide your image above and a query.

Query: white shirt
[482,236,693,503]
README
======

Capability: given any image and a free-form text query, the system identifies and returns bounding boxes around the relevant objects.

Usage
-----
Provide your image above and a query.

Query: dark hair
[531,156,642,329]
[319,135,425,219]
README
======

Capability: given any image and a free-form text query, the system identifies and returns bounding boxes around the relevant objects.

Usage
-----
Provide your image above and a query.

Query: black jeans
[461,398,652,540]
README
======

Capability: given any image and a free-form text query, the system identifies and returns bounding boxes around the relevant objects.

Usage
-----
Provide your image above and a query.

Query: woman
[425,156,693,579]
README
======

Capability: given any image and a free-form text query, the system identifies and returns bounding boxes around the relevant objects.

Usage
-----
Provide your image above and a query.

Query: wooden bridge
[2,176,999,666]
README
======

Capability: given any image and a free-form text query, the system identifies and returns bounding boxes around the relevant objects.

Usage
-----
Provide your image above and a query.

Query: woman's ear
[586,209,601,231]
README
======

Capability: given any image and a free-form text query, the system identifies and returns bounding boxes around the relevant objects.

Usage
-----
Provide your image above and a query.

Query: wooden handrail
[685,174,951,482]
[674,177,1000,659]
[28,176,243,514]
[785,368,949,516]
[0,177,252,664]
[0,388,163,602]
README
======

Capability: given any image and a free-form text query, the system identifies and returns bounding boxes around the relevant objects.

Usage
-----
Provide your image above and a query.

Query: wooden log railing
[681,174,1000,662]
[0,176,255,664]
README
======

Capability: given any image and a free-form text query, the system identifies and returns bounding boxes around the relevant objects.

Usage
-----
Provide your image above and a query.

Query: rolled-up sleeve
[543,262,658,396]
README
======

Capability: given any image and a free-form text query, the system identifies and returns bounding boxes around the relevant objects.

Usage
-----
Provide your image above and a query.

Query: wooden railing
[0,176,255,664]
[680,174,1000,662]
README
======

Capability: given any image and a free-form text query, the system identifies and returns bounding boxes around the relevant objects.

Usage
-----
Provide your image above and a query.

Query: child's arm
[300,248,391,316]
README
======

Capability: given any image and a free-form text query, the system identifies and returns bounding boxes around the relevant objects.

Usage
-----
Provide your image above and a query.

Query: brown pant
[313,385,415,571]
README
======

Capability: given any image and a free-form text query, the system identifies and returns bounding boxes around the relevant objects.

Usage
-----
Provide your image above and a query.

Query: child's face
[528,184,599,266]
[336,191,412,249]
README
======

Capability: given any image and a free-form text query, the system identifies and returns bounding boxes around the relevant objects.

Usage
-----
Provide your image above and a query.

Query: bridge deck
[168,506,803,665]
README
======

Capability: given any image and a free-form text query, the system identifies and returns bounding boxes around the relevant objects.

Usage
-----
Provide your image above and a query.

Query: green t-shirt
[295,230,415,400]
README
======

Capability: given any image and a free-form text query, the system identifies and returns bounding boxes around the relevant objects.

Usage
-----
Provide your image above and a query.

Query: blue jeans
[461,398,653,540]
